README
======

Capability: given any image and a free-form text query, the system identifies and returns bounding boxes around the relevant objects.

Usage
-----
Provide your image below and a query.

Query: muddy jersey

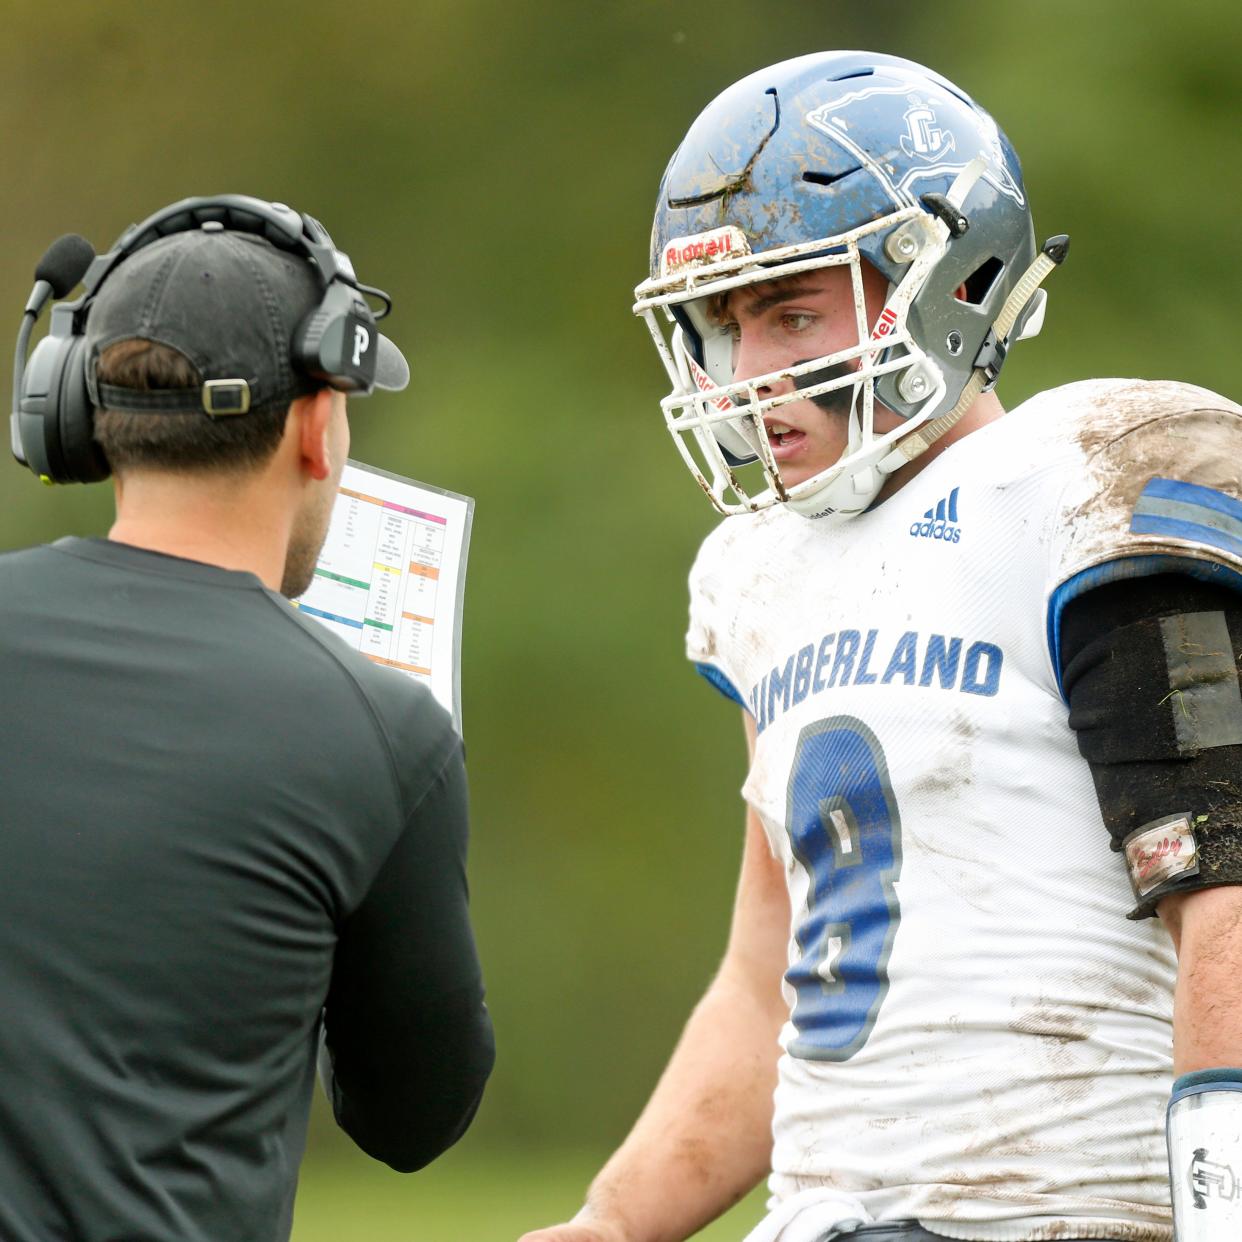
[687,380,1242,1241]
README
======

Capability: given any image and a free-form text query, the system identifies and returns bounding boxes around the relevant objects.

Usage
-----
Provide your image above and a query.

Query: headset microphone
[26,234,95,314]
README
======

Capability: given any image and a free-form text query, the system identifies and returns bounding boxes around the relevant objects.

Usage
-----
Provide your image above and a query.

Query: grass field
[291,1146,767,1241]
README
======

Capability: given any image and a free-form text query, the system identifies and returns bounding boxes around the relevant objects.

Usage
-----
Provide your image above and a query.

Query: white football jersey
[686,380,1242,1241]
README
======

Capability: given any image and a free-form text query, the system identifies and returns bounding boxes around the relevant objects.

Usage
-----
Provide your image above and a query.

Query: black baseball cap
[85,227,409,416]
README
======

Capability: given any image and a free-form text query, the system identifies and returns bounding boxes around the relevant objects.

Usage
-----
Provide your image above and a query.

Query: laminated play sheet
[294,460,473,730]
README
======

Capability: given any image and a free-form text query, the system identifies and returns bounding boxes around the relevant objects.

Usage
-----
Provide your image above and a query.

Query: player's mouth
[766,419,808,461]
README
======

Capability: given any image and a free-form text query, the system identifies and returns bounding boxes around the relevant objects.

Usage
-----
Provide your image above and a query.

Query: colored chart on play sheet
[294,461,473,731]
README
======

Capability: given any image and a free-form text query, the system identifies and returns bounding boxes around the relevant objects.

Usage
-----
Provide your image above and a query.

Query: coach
[0,197,494,1242]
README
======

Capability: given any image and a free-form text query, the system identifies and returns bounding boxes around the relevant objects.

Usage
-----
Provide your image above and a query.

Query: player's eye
[780,312,816,332]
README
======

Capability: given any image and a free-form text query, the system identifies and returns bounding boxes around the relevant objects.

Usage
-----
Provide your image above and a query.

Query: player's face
[721,261,901,488]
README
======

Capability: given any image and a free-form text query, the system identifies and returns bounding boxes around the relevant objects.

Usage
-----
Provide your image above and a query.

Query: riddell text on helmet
[661,227,750,277]
[666,235,732,267]
[688,356,733,414]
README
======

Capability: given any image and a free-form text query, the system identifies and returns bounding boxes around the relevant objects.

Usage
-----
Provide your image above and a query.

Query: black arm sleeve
[1060,572,1242,918]
[320,741,495,1171]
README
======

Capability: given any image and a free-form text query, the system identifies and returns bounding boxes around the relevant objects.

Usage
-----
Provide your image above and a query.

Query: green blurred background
[3,1,1241,1236]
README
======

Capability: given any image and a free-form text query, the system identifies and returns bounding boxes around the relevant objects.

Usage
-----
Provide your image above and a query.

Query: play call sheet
[295,461,473,729]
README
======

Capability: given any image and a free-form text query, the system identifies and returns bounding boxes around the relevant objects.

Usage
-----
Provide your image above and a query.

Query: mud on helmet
[632,51,1067,520]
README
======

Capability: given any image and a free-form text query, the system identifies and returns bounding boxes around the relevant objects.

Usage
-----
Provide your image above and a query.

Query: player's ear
[289,389,335,482]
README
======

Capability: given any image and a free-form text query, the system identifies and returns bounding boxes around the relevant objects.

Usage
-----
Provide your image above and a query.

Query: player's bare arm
[1153,883,1242,1240]
[1160,886,1242,1074]
[518,715,789,1242]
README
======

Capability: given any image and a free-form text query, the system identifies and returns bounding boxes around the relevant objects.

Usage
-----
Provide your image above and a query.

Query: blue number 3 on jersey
[786,717,904,1061]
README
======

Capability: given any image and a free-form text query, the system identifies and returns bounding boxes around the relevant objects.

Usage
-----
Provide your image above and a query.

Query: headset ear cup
[293,282,378,392]
[17,333,71,482]
[56,337,110,483]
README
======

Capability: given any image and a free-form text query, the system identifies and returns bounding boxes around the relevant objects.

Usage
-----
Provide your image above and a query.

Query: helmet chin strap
[784,469,880,521]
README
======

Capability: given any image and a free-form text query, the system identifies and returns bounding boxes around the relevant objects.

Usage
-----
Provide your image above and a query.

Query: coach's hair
[93,339,297,475]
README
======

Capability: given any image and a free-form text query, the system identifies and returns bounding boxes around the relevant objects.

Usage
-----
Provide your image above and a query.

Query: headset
[11,194,394,485]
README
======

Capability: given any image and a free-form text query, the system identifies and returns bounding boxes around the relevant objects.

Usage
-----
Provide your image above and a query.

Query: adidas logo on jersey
[910,486,962,543]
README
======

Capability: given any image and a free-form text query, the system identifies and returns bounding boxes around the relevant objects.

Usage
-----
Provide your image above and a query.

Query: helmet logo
[806,82,1025,209]
[898,99,955,161]
[661,226,751,279]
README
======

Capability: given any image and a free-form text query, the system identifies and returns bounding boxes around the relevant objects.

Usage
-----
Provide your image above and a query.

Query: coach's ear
[289,389,337,482]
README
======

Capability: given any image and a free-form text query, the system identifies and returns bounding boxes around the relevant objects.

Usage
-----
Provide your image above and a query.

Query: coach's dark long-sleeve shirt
[0,537,494,1242]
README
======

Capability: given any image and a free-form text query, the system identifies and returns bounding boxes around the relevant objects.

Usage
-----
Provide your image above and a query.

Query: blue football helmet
[633,51,1059,519]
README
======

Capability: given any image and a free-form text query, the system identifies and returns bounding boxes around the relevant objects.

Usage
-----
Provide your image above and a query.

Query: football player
[521,52,1242,1242]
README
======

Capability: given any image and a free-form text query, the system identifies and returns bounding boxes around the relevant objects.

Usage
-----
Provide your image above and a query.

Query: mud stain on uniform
[910,711,980,804]
[1023,1224,1170,1241]
[1066,383,1242,572]
[1009,1008,1092,1044]
[1069,963,1163,1017]
[1005,994,1112,1106]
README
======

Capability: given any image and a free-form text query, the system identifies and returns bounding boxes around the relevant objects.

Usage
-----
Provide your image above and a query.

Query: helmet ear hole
[957,256,1004,306]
